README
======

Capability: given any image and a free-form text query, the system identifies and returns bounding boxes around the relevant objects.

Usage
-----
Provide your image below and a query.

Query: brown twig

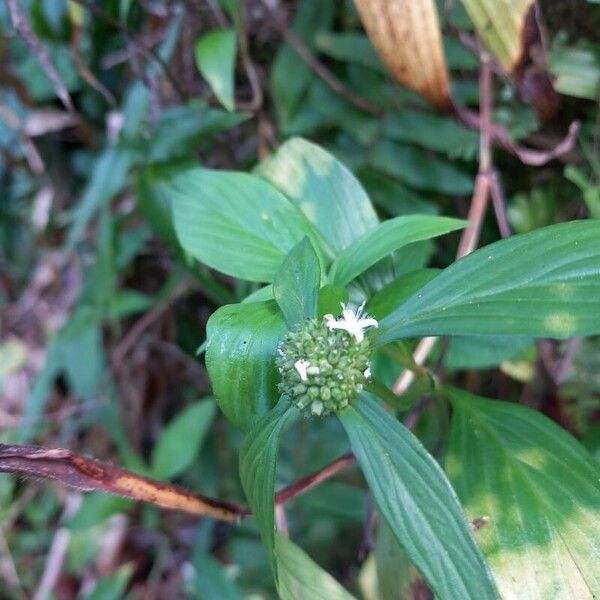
[458,108,580,167]
[7,0,75,113]
[275,504,289,536]
[489,172,512,238]
[275,452,355,506]
[71,20,117,107]
[111,280,191,369]
[0,102,45,174]
[233,3,263,113]
[0,441,356,525]
[393,53,498,394]
[70,0,185,100]
[261,1,381,116]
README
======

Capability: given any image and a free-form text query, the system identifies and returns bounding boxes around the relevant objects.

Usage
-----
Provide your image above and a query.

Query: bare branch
[7,0,75,113]
[260,0,381,116]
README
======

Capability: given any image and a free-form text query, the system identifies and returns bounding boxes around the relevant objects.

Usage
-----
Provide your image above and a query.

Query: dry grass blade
[0,444,243,523]
[354,0,452,110]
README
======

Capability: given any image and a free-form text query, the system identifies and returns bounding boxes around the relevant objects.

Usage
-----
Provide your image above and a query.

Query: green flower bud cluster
[276,318,372,417]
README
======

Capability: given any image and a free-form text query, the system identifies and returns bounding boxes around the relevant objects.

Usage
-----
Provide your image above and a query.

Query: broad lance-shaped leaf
[445,335,533,370]
[446,388,600,599]
[205,300,286,430]
[274,238,321,329]
[377,220,600,343]
[171,168,321,283]
[257,137,394,292]
[256,137,380,260]
[275,533,357,600]
[367,268,441,320]
[329,215,466,286]
[195,29,237,112]
[338,393,498,600]
[239,399,298,575]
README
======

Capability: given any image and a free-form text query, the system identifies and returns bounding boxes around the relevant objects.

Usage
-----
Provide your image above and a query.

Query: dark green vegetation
[1,1,599,598]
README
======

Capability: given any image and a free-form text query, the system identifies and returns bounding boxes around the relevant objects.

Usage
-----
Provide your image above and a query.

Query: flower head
[324,302,378,343]
[276,315,373,417]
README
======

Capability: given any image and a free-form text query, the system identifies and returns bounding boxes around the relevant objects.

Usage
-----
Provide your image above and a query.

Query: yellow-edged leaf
[459,0,534,71]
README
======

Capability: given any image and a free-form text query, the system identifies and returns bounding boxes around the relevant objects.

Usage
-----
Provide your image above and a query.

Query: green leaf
[384,110,479,159]
[83,564,134,600]
[206,300,287,430]
[550,47,600,101]
[239,399,298,575]
[271,0,335,130]
[68,493,131,531]
[367,269,441,320]
[359,169,438,217]
[338,392,497,600]
[195,29,237,111]
[274,238,321,329]
[257,137,380,260]
[151,399,216,479]
[171,168,319,282]
[189,548,244,600]
[317,284,349,318]
[329,216,466,286]
[378,220,600,343]
[137,164,190,249]
[275,533,357,600]
[374,519,413,600]
[446,335,533,370]
[370,140,474,196]
[140,105,247,163]
[67,147,133,251]
[446,387,600,598]
[315,32,385,72]
[59,318,105,400]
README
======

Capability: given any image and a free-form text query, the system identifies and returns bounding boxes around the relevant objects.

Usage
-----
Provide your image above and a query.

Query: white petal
[358,317,378,329]
[294,359,310,382]
[342,308,358,323]
[351,327,365,343]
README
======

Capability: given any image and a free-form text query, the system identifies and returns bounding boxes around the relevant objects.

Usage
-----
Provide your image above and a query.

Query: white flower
[363,367,372,379]
[294,359,311,382]
[324,302,378,343]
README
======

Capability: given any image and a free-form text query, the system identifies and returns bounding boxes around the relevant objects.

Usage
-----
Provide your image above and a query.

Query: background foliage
[0,0,599,598]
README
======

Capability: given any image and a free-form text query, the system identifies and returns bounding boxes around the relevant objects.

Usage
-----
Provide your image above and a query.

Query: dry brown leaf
[354,0,452,110]
[0,443,243,522]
